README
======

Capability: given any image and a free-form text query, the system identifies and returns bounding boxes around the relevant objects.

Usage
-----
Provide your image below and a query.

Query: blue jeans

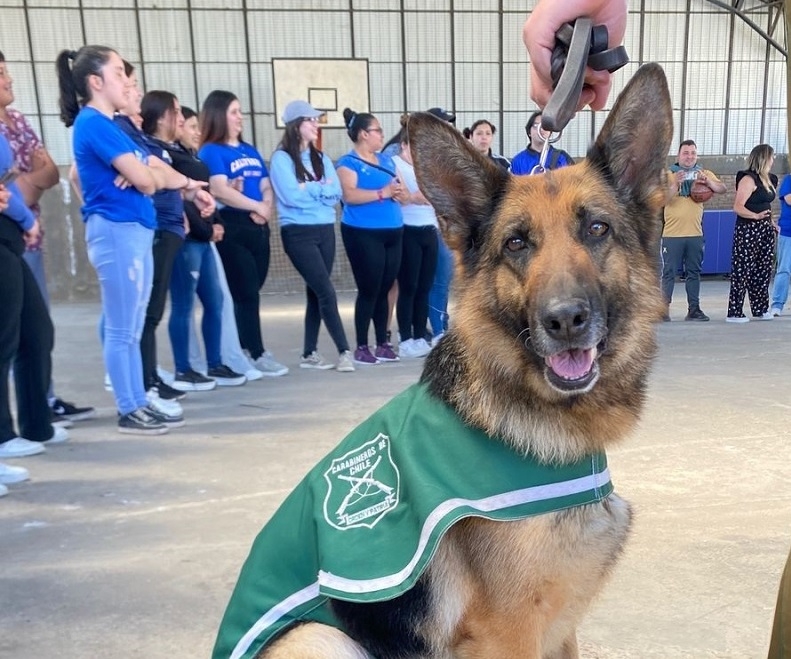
[85,215,153,415]
[428,235,453,336]
[771,234,791,311]
[169,240,224,373]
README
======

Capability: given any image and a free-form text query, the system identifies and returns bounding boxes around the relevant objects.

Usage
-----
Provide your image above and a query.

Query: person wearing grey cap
[269,100,355,373]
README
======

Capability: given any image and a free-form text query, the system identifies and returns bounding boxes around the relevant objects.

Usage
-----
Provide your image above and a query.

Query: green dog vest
[214,383,614,659]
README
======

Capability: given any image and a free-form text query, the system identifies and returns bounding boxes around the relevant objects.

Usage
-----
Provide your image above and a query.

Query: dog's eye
[505,237,526,252]
[588,221,610,237]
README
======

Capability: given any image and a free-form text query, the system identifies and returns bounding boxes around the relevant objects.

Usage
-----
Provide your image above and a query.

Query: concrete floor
[1,280,789,658]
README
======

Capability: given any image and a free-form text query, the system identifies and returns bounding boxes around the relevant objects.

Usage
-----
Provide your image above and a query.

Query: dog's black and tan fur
[261,64,673,658]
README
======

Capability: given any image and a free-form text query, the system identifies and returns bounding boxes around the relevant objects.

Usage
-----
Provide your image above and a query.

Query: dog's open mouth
[544,346,600,393]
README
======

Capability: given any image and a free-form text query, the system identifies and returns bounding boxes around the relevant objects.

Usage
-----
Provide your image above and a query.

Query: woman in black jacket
[144,98,245,387]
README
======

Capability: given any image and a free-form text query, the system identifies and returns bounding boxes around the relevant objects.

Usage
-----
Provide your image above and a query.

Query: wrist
[377,189,385,202]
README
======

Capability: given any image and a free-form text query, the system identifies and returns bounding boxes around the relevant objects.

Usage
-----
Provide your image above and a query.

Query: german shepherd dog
[216,63,673,659]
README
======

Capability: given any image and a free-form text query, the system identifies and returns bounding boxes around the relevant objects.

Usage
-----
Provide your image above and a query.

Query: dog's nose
[540,299,591,342]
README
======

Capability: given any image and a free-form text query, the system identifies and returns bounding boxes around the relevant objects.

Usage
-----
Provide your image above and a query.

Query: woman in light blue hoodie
[269,100,354,373]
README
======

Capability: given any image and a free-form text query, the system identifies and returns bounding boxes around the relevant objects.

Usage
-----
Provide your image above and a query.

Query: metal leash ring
[530,127,562,175]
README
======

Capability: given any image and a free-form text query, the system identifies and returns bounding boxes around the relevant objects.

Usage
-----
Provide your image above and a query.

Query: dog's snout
[540,299,591,341]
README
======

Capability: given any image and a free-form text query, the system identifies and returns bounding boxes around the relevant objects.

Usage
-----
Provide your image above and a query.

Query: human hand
[0,185,9,213]
[31,147,50,171]
[523,0,628,111]
[185,177,208,192]
[250,210,268,225]
[191,189,216,217]
[230,177,244,192]
[113,174,131,189]
[24,218,41,247]
[211,224,225,242]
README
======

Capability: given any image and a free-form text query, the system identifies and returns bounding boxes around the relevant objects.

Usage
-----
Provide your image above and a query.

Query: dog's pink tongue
[546,348,595,380]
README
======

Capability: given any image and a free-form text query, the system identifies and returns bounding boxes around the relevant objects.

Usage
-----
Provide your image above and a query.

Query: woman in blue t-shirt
[198,90,287,377]
[336,108,405,366]
[56,46,204,435]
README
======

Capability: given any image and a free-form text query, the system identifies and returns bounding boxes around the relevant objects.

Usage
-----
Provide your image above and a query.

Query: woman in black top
[726,143,778,321]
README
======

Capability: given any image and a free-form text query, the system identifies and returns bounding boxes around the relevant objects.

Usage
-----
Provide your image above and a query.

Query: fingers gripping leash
[531,17,629,175]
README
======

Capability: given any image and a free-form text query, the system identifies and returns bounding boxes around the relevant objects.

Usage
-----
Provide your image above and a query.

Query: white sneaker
[754,313,774,321]
[725,316,749,323]
[42,426,69,445]
[431,332,445,348]
[300,351,335,370]
[398,338,431,358]
[770,307,783,317]
[0,438,46,458]
[254,352,289,377]
[0,483,7,497]
[0,462,29,484]
[336,351,355,373]
[244,367,264,381]
[147,389,184,417]
[414,338,432,354]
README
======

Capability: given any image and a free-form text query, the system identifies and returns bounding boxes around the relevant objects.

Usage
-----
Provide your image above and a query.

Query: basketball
[690,180,713,203]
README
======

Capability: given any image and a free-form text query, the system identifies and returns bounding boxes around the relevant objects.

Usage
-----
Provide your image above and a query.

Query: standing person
[142,92,245,389]
[198,90,288,377]
[0,50,95,427]
[137,84,216,397]
[57,45,199,434]
[769,171,791,316]
[510,111,573,175]
[0,132,67,467]
[661,140,726,322]
[178,107,264,382]
[726,144,778,322]
[467,119,510,170]
[269,100,354,373]
[336,107,405,365]
[392,118,438,358]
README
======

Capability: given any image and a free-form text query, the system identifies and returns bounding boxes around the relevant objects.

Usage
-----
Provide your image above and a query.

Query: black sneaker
[51,398,96,422]
[207,364,247,387]
[151,377,187,401]
[144,405,185,429]
[685,307,710,322]
[118,408,168,435]
[171,369,217,392]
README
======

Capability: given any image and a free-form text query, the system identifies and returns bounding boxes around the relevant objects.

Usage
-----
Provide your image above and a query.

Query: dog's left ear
[587,62,673,213]
[408,113,509,253]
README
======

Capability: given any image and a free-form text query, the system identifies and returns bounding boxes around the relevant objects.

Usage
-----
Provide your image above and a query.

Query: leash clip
[541,17,630,136]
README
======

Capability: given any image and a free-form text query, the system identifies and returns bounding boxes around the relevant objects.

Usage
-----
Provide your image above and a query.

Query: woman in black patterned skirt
[726,144,778,322]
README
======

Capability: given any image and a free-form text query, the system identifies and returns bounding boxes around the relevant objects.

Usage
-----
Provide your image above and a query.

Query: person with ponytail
[269,100,354,373]
[56,46,206,435]
[336,107,405,365]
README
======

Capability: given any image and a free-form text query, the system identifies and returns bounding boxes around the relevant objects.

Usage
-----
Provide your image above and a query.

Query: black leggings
[0,215,54,443]
[281,223,349,356]
[341,224,403,348]
[141,229,183,387]
[396,225,438,341]
[216,214,271,359]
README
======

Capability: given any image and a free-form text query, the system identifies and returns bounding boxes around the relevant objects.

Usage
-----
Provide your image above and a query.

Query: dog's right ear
[408,113,509,253]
